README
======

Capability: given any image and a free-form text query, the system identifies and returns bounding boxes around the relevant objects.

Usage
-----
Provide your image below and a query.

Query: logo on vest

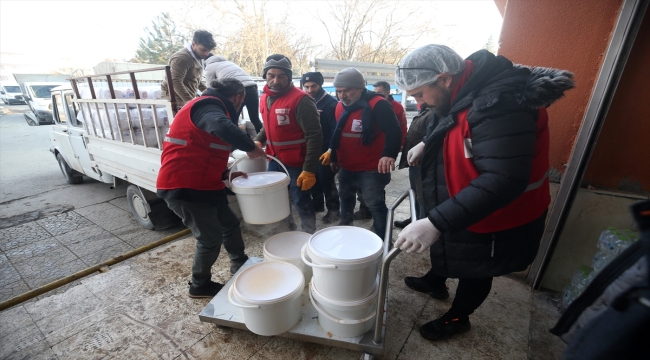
[276,108,290,125]
[351,119,363,132]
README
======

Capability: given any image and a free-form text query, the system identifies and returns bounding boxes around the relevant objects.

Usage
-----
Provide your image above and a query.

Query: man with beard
[394,44,574,341]
[320,68,402,238]
[254,55,322,233]
[161,30,216,110]
[301,71,340,224]
[157,78,266,298]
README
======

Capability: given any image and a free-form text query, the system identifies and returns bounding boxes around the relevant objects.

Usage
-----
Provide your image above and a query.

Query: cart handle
[309,284,376,324]
[228,154,288,186]
[301,243,337,269]
[227,286,260,309]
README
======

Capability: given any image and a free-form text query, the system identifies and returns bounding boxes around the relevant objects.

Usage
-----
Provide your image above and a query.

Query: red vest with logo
[157,96,232,191]
[334,96,386,171]
[260,85,308,168]
[444,107,550,233]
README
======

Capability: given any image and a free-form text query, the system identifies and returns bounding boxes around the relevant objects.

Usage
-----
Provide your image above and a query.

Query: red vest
[390,99,407,146]
[157,96,232,191]
[260,85,308,168]
[335,96,386,171]
[444,107,551,233]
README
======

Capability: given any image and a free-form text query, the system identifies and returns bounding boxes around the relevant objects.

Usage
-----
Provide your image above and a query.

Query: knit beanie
[333,67,366,89]
[262,54,292,79]
[301,72,324,87]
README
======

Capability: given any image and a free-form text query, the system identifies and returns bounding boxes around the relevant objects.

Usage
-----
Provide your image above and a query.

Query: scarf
[330,93,374,150]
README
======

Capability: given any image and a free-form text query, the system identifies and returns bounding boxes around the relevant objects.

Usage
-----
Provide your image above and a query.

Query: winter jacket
[314,89,338,153]
[398,107,432,169]
[204,55,256,88]
[388,96,408,147]
[422,50,574,278]
[161,47,207,108]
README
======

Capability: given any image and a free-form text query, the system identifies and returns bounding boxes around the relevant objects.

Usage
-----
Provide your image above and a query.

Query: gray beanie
[262,54,292,79]
[333,67,366,89]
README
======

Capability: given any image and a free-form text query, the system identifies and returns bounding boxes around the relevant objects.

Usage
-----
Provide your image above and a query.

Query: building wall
[582,12,650,194]
[497,0,623,174]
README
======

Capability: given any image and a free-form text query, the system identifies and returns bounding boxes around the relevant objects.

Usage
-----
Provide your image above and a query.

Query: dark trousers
[237,85,262,133]
[268,160,316,233]
[409,165,426,219]
[311,163,340,213]
[165,199,247,286]
[339,168,390,237]
[426,271,494,319]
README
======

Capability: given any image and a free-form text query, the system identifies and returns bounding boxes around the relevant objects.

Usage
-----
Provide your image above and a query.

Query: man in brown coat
[161,30,216,110]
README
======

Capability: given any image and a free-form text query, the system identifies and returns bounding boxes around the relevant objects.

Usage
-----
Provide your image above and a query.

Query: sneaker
[321,211,340,224]
[419,316,471,341]
[188,281,224,298]
[404,275,450,300]
[394,217,412,229]
[230,255,249,275]
[353,209,372,220]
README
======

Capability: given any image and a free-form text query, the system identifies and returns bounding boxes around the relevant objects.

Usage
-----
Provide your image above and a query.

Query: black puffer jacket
[422,50,574,278]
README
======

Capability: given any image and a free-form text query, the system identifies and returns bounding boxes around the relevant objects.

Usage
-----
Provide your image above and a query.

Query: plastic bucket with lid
[230,156,290,224]
[301,226,383,302]
[227,261,304,336]
[309,283,376,338]
[232,149,268,174]
[264,231,312,286]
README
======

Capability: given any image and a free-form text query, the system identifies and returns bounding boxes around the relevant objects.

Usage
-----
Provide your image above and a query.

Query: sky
[0,0,502,75]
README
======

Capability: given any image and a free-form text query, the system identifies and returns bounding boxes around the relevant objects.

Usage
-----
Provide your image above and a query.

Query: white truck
[48,66,199,230]
[13,74,69,125]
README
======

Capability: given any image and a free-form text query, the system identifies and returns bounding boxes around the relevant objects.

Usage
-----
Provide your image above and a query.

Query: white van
[0,85,26,105]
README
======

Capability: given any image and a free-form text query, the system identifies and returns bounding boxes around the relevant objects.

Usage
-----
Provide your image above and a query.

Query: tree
[483,34,498,54]
[134,13,189,65]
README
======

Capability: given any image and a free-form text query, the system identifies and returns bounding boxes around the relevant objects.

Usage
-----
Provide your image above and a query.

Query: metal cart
[199,190,416,359]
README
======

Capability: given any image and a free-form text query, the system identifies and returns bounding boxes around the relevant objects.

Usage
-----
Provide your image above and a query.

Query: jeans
[311,163,340,213]
[237,85,262,133]
[268,160,316,233]
[426,271,493,319]
[409,165,426,219]
[165,199,247,286]
[338,168,391,237]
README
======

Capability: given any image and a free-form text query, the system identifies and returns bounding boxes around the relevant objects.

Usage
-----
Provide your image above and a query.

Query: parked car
[405,96,417,111]
[0,85,26,105]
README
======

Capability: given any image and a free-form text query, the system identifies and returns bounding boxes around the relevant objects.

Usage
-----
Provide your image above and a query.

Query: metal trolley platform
[199,190,416,359]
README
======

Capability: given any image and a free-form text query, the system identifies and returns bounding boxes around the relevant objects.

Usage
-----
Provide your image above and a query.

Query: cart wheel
[359,352,375,360]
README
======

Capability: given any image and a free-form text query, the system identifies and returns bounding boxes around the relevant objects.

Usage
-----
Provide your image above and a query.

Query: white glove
[407,142,425,166]
[394,218,441,253]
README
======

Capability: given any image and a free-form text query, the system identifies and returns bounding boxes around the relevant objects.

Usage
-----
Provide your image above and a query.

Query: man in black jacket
[394,44,574,341]
[301,72,340,224]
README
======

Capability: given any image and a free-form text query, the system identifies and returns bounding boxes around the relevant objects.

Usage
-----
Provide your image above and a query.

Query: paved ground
[0,166,567,359]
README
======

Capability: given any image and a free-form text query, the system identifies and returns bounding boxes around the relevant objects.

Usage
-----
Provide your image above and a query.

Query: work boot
[394,217,412,229]
[419,315,471,341]
[321,211,340,224]
[313,202,325,213]
[188,281,224,298]
[230,255,249,275]
[404,275,450,300]
[353,209,372,220]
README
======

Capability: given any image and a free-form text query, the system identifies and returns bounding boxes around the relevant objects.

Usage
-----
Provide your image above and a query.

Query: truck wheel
[126,185,155,229]
[56,153,83,184]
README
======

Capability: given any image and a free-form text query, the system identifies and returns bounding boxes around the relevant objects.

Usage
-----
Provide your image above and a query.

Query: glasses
[396,66,440,75]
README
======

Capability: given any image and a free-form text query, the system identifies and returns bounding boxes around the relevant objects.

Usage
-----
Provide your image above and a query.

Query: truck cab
[22,82,66,124]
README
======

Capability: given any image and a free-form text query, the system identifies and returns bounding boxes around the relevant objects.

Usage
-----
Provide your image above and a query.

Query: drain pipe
[0,228,191,311]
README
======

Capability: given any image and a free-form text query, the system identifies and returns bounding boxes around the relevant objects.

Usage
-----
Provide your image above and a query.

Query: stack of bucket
[302,226,383,337]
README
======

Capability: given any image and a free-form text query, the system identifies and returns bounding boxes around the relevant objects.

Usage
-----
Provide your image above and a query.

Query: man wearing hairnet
[394,44,574,341]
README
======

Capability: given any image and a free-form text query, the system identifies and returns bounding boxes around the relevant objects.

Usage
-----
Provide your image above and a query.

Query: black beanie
[262,54,292,79]
[301,72,324,87]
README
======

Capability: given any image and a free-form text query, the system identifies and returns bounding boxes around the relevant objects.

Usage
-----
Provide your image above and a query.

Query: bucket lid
[264,231,311,260]
[233,261,304,304]
[231,172,287,189]
[308,226,383,263]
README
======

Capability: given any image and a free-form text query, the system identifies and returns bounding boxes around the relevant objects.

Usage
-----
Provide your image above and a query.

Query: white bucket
[310,277,378,319]
[309,283,376,338]
[232,149,267,174]
[230,156,290,224]
[227,261,304,336]
[264,231,312,286]
[301,226,383,302]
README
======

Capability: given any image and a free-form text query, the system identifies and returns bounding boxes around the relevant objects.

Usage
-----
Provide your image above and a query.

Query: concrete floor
[0,168,568,360]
